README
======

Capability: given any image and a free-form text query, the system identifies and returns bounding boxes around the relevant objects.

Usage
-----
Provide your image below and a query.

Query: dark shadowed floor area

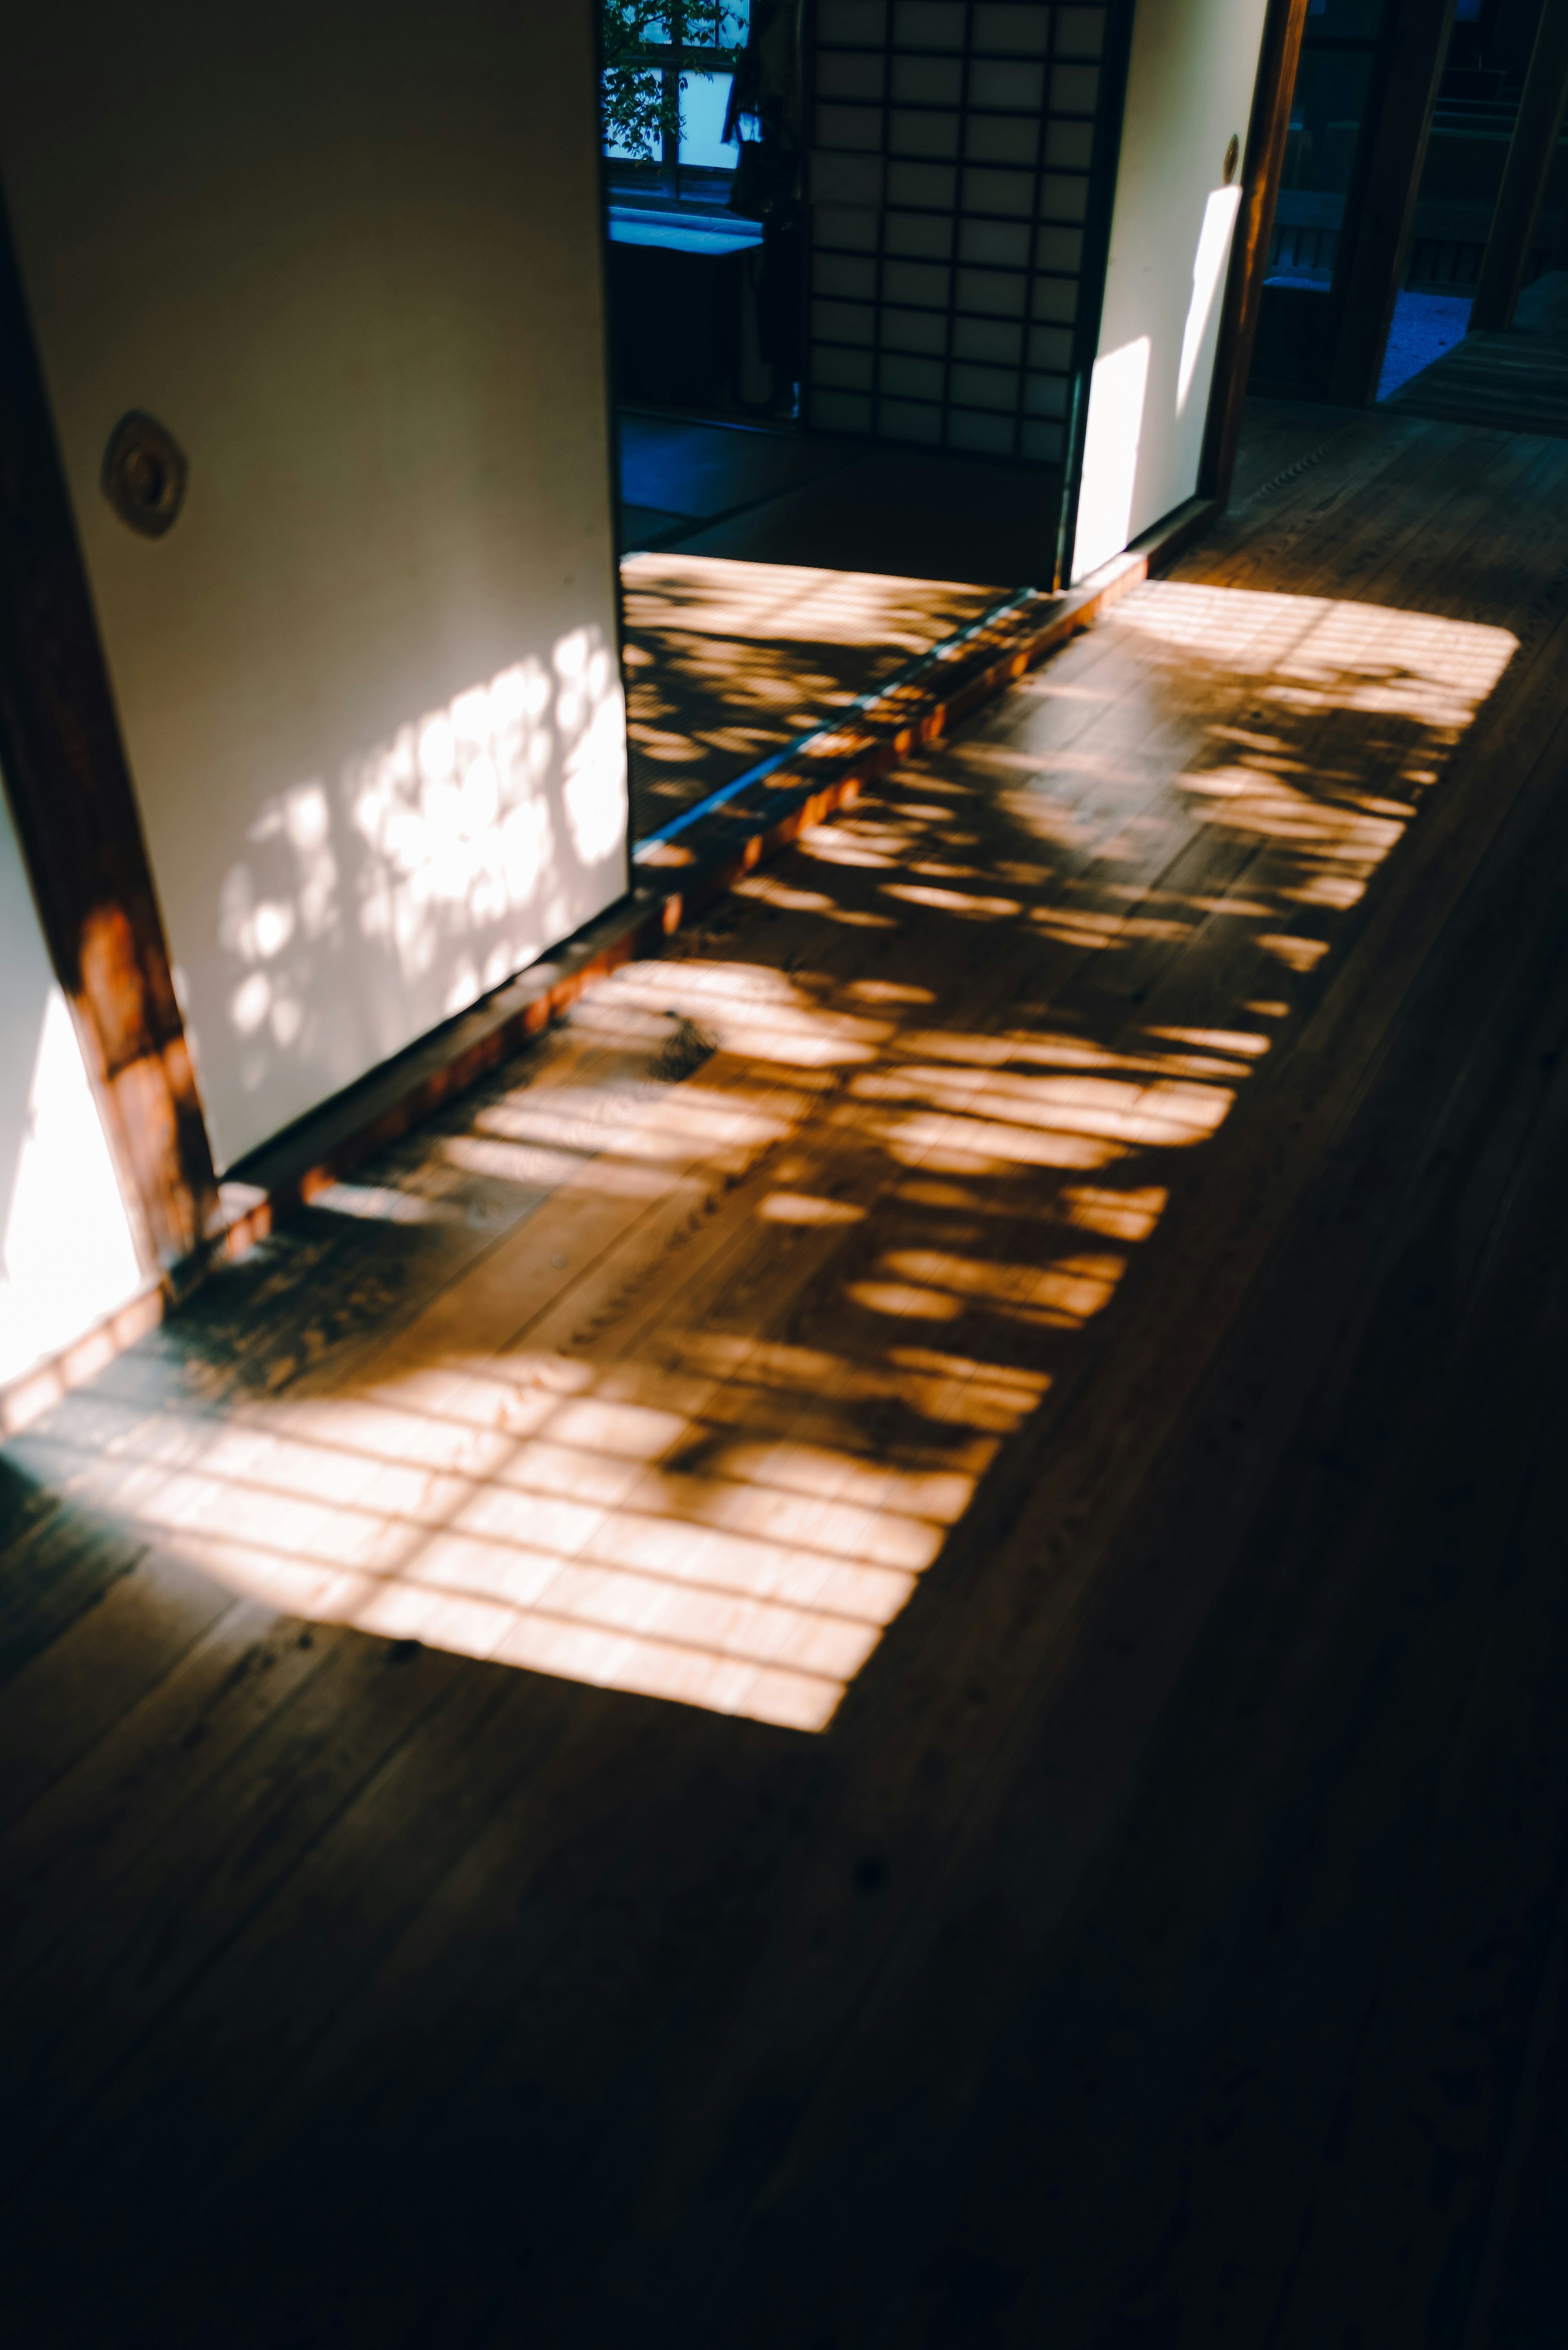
[1385,268,1568,437]
[7,397,1568,2347]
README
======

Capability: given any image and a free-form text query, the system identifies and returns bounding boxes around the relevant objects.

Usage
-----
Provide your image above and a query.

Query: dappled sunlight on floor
[621,553,1000,836]
[5,580,1517,1730]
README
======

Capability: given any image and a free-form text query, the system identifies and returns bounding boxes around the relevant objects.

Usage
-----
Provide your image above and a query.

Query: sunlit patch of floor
[4,583,1520,1731]
[619,554,1001,831]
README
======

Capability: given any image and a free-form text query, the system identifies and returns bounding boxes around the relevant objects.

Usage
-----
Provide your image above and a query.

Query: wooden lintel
[0,193,219,1271]
[1200,0,1314,506]
[1326,0,1458,409]
[1470,0,1568,331]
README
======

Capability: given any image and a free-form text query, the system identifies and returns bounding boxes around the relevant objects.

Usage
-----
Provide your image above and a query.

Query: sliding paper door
[807,0,1119,468]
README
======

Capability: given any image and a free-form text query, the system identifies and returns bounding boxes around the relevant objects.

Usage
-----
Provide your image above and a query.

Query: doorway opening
[1250,0,1568,417]
[599,0,1089,849]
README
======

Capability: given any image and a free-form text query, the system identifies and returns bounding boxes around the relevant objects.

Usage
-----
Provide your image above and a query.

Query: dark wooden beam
[0,192,219,1272]
[1470,0,1568,330]
[1200,0,1314,506]
[1325,0,1458,409]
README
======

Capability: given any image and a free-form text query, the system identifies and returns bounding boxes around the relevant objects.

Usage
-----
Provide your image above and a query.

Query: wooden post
[0,193,219,1273]
[1200,0,1314,506]
[1470,0,1568,330]
[1325,0,1458,409]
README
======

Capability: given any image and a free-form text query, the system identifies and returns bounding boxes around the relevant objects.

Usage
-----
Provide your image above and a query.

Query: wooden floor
[618,413,1070,839]
[617,410,862,556]
[618,404,1372,845]
[9,398,1568,2347]
[621,548,1000,838]
[1387,270,1568,436]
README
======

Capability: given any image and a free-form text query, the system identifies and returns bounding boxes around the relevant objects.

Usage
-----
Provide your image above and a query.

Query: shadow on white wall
[202,621,628,1166]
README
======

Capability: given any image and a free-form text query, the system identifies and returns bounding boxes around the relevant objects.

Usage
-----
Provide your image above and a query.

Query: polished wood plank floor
[1387,326,1568,435]
[1387,272,1568,437]
[621,548,1000,838]
[616,414,1071,840]
[8,400,1568,2347]
[617,401,1355,843]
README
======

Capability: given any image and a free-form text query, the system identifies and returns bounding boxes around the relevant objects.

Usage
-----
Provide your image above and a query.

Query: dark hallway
[7,392,1568,2346]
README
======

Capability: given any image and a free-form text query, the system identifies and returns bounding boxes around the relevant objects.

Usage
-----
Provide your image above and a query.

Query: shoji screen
[806,0,1114,464]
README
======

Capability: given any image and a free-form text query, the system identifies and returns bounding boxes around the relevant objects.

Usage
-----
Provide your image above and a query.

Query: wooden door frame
[1057,0,1316,556]
[1324,0,1458,407]
[1052,0,1141,588]
[0,189,219,1275]
[1200,0,1315,505]
[1470,0,1568,329]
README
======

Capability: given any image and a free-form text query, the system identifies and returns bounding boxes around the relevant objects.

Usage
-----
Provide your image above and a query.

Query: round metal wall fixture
[1223,134,1241,186]
[101,411,188,539]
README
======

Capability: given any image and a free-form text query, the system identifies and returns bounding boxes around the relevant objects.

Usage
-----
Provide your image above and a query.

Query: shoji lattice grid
[807,0,1109,462]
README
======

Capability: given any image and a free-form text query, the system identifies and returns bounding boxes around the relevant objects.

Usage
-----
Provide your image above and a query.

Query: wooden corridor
[1387,322,1568,437]
[1387,270,1568,439]
[616,414,1066,841]
[621,549,999,838]
[6,399,1568,2347]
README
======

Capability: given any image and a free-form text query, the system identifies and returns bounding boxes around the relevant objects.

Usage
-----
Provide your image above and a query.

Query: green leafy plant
[601,2,676,160]
[600,2,747,161]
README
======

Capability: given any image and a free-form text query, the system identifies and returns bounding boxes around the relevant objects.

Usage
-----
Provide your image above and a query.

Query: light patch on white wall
[1178,186,1243,412]
[0,990,143,1385]
[1072,337,1151,583]
[209,623,627,1153]
[1071,0,1271,582]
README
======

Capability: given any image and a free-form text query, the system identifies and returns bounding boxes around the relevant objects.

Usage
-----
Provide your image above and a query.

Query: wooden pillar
[1470,0,1568,330]
[1325,0,1458,408]
[0,193,219,1273]
[1200,0,1314,506]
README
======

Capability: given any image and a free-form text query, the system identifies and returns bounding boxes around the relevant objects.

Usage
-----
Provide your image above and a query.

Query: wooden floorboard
[620,551,1000,838]
[6,400,1568,2348]
[1387,321,1568,437]
[616,417,1069,843]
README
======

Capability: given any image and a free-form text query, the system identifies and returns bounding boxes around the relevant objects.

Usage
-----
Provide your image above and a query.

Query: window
[602,3,751,196]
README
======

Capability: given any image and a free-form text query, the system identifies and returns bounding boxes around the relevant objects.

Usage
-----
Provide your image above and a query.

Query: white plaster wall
[1071,0,1271,581]
[0,788,145,1388]
[0,0,626,1170]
